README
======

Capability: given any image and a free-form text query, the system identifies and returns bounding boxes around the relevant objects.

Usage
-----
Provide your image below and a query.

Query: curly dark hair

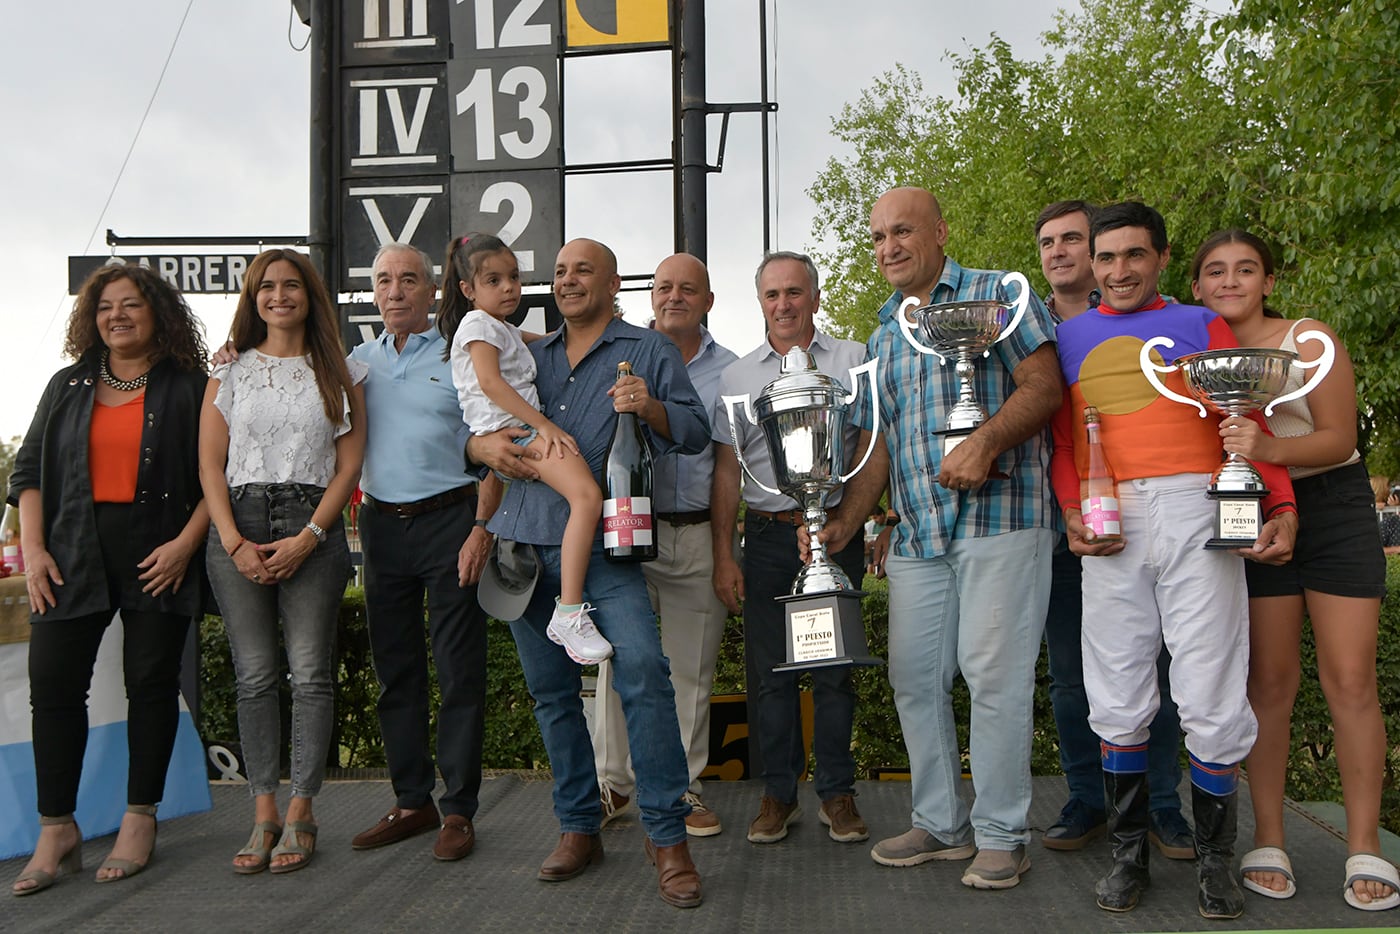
[230,249,353,424]
[63,263,209,372]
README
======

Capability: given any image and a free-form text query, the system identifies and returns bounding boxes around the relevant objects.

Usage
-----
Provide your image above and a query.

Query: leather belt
[657,509,711,526]
[365,484,475,519]
[747,508,804,527]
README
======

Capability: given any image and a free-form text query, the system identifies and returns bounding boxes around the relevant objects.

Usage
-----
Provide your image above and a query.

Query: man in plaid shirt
[822,187,1063,891]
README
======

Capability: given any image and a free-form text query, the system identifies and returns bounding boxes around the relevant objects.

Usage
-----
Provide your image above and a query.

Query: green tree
[809,0,1399,468]
[0,435,20,503]
[812,0,1241,342]
[1216,0,1400,461]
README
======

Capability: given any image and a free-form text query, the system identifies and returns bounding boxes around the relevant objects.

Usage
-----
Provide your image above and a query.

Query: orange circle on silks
[1077,335,1178,416]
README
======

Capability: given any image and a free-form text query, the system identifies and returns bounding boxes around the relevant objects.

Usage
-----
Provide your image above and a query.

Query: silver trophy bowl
[1140,331,1335,495]
[896,270,1029,434]
[723,347,880,596]
[1176,349,1296,493]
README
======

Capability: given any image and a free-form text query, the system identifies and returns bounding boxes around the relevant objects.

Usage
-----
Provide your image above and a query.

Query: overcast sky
[0,0,1063,440]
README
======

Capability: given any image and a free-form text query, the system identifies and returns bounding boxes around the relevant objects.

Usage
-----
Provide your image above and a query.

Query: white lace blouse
[212,349,369,488]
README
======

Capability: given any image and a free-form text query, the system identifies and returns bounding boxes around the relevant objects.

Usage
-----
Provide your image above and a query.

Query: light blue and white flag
[0,604,211,860]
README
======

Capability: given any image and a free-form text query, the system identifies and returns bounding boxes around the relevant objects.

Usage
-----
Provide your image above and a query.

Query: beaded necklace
[99,350,150,391]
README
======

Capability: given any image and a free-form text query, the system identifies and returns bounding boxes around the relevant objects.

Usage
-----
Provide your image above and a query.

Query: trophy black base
[932,426,977,458]
[773,589,883,671]
[1204,490,1265,550]
[932,427,1008,479]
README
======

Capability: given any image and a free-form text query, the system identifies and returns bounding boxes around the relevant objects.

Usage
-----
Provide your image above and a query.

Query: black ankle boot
[1192,783,1244,920]
[1096,770,1150,912]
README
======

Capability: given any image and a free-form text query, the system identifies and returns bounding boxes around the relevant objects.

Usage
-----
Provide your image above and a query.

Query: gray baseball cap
[477,538,539,622]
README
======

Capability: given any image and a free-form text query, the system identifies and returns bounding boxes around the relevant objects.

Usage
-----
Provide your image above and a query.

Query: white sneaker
[546,601,613,664]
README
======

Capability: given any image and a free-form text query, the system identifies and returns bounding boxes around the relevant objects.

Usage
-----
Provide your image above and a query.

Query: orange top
[89,394,144,503]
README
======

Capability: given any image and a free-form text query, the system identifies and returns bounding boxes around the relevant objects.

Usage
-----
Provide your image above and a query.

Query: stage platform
[3,775,1395,932]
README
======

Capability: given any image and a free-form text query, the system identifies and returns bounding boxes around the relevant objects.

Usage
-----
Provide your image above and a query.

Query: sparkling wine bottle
[602,362,657,562]
[1081,405,1122,542]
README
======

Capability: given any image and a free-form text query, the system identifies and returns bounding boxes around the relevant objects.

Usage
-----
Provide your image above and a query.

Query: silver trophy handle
[839,358,881,484]
[991,271,1030,347]
[722,393,784,496]
[895,296,948,362]
[1140,336,1207,418]
[1264,328,1335,417]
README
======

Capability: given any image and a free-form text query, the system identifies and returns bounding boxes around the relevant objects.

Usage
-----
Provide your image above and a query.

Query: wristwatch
[304,521,327,543]
[884,513,901,527]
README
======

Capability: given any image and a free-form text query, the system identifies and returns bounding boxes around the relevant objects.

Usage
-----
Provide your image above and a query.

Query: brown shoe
[819,794,869,843]
[433,815,475,862]
[599,783,631,829]
[683,792,722,837]
[645,837,703,908]
[747,795,801,844]
[351,803,440,850]
[538,832,603,882]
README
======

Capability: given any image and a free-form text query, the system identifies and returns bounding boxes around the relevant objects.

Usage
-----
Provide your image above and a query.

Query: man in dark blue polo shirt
[468,238,710,909]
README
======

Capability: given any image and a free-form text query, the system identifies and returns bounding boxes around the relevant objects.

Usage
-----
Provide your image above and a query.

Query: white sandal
[1240,846,1295,899]
[1343,852,1399,911]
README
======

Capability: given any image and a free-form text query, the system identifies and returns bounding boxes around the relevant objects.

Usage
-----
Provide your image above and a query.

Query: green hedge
[198,565,1399,833]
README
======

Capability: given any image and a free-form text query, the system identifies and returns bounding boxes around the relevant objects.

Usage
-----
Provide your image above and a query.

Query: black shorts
[1245,460,1386,599]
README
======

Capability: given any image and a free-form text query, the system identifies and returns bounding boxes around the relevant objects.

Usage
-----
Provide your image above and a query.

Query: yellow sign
[565,0,670,49]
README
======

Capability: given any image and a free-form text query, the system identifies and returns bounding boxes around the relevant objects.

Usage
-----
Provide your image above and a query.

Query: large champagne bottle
[602,361,657,562]
[1081,405,1122,542]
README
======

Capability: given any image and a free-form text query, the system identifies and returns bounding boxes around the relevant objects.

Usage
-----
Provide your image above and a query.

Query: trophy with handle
[1139,331,1334,547]
[896,271,1030,458]
[722,347,882,669]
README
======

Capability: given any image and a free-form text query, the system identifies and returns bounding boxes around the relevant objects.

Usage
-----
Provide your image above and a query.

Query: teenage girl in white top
[1192,229,1395,912]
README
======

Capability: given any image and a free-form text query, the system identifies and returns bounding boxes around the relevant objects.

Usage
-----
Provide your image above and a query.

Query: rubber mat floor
[3,776,1394,933]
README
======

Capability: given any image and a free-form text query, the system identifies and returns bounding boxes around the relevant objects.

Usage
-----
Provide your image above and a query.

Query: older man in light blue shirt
[346,243,496,863]
[590,254,738,838]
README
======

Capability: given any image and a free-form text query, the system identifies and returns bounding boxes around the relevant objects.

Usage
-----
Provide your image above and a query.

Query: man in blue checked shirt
[467,238,709,909]
[820,187,1064,890]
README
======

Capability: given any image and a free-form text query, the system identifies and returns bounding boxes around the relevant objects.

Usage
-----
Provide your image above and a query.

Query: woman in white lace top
[198,248,367,876]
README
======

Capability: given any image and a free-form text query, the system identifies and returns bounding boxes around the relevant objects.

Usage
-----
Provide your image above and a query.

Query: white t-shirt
[212,349,369,488]
[450,310,540,435]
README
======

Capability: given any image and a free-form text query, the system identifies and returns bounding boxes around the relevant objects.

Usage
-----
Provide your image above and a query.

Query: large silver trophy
[1140,332,1334,547]
[722,347,882,669]
[897,271,1030,458]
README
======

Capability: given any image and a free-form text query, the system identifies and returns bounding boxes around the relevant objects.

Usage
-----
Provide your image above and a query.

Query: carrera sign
[68,254,257,295]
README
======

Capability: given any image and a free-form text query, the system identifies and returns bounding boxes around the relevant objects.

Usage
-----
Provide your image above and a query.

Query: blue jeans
[207,484,350,798]
[742,515,859,803]
[510,540,689,846]
[886,526,1055,851]
[1044,541,1184,811]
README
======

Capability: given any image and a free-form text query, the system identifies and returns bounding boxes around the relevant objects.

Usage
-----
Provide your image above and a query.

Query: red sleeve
[1208,313,1297,515]
[1050,387,1080,515]
[1206,315,1240,349]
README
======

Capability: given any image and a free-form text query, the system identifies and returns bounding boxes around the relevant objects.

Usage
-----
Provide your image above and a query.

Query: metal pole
[758,1,771,252]
[308,0,336,288]
[678,0,707,261]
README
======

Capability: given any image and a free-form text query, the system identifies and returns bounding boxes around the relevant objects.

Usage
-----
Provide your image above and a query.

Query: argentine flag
[0,584,211,860]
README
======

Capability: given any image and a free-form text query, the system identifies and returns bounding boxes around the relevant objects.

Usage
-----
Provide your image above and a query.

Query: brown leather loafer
[433,815,475,862]
[645,837,703,909]
[538,832,603,881]
[351,803,440,850]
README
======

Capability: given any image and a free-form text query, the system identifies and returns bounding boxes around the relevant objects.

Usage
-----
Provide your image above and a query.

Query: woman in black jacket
[8,264,209,895]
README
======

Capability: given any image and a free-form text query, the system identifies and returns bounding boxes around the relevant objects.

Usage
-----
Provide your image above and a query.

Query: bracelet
[304,521,327,543]
[474,518,489,529]
[1264,502,1297,519]
[225,537,247,557]
[883,514,901,527]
